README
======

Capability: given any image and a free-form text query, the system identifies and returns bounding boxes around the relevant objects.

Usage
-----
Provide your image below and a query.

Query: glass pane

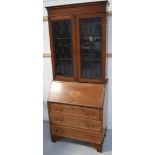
[80,17,102,79]
[52,19,73,77]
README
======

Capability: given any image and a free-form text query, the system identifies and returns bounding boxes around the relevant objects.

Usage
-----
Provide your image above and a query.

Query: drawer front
[51,124,102,144]
[50,114,102,131]
[49,103,102,120]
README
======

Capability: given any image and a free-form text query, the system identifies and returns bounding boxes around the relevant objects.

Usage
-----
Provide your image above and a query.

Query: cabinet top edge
[45,0,108,10]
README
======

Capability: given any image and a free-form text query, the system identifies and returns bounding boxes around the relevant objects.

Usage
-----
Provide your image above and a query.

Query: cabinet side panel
[103,85,108,130]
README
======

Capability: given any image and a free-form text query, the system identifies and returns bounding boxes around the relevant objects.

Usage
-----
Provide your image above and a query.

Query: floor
[43,121,112,155]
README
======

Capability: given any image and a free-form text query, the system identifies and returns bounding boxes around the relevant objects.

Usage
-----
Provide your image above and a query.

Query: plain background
[0,0,155,155]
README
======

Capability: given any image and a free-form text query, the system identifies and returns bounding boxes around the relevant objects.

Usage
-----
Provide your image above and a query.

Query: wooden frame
[46,1,108,83]
[48,15,77,81]
[76,13,106,83]
[46,1,107,17]
[43,51,112,58]
[43,11,112,22]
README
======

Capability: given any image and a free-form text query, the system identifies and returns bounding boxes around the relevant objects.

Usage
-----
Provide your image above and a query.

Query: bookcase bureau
[46,0,108,152]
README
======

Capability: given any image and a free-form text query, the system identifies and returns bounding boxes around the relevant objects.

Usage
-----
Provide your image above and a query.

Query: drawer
[51,124,102,144]
[50,113,102,131]
[49,103,102,120]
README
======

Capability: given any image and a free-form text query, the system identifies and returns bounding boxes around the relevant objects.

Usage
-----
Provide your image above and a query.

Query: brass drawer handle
[86,124,95,128]
[53,107,57,111]
[55,128,60,133]
[54,128,63,134]
[82,109,95,116]
[86,112,95,116]
[55,118,63,122]
[55,108,63,112]
[52,107,63,112]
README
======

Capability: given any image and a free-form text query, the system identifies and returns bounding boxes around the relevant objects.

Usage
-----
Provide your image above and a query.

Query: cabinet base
[90,143,103,152]
[51,135,62,143]
[51,132,106,153]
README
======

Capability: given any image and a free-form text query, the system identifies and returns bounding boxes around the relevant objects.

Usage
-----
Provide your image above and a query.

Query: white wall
[43,0,112,16]
[43,0,112,129]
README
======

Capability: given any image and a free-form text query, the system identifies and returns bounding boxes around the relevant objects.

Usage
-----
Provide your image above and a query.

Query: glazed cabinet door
[48,16,77,81]
[76,13,106,83]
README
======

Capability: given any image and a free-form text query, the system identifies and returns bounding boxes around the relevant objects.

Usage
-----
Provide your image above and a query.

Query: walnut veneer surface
[47,81,107,152]
[48,81,105,108]
[46,0,108,152]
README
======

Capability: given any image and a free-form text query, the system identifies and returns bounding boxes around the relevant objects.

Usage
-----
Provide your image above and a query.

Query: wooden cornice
[45,0,108,10]
[43,51,112,58]
[43,11,112,22]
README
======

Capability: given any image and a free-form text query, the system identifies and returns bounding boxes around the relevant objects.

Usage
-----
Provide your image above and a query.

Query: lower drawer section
[50,113,102,131]
[51,124,103,144]
[49,103,102,120]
